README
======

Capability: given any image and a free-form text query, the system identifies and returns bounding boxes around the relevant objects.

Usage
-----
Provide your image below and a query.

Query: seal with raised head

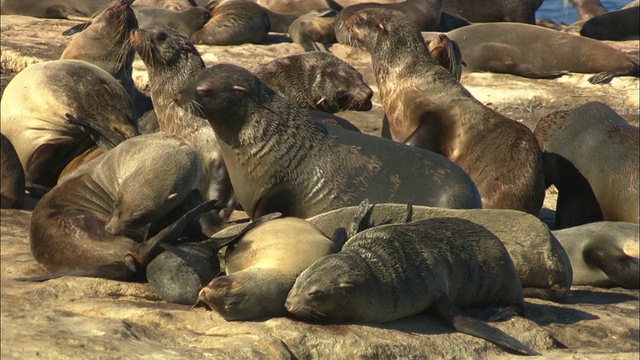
[1,133,25,209]
[191,0,270,45]
[60,0,153,119]
[133,6,212,37]
[0,60,139,188]
[254,52,373,113]
[442,0,543,24]
[579,6,640,41]
[286,217,540,356]
[131,26,234,231]
[175,64,481,220]
[534,101,639,229]
[440,22,640,84]
[552,221,639,289]
[26,132,217,281]
[0,0,113,18]
[343,9,545,215]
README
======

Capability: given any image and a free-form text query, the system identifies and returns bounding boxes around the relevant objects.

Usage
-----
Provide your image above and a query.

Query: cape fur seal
[552,221,639,289]
[534,101,639,229]
[174,64,482,220]
[438,23,640,84]
[579,6,640,41]
[286,217,540,356]
[191,0,270,45]
[0,0,113,18]
[567,0,608,20]
[132,0,198,11]
[329,0,444,32]
[60,0,153,119]
[131,26,234,231]
[1,133,25,209]
[133,6,212,37]
[25,132,222,281]
[254,52,373,113]
[0,60,139,188]
[442,0,543,23]
[342,9,545,215]
[288,8,338,52]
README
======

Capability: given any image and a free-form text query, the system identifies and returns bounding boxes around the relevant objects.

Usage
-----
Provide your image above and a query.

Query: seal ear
[62,22,91,36]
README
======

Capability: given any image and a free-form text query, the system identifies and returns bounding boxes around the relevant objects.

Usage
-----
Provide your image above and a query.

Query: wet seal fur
[0,60,139,188]
[343,9,545,215]
[552,221,639,289]
[254,52,373,113]
[440,22,640,84]
[286,217,540,356]
[191,0,270,45]
[25,132,219,281]
[534,101,639,229]
[174,63,482,220]
[1,133,25,209]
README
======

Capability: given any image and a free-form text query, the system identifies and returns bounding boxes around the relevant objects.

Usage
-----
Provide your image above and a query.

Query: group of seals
[534,101,639,229]
[0,0,114,18]
[341,8,545,214]
[174,63,482,220]
[191,0,271,45]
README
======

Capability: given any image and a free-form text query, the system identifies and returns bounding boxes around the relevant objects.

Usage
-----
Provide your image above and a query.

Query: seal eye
[308,289,323,299]
[195,85,214,97]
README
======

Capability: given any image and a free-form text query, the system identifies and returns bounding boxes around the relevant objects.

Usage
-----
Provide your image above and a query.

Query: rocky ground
[1,14,639,359]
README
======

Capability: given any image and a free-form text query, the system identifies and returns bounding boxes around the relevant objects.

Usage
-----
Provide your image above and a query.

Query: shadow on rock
[562,289,639,305]
[524,302,598,326]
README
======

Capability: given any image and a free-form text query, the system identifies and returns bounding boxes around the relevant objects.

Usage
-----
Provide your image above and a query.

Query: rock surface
[1,14,639,359]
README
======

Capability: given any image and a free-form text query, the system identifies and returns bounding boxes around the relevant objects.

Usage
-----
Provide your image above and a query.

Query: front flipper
[15,262,136,282]
[432,296,540,356]
[584,242,640,289]
[65,113,137,151]
[348,198,371,237]
[201,212,283,250]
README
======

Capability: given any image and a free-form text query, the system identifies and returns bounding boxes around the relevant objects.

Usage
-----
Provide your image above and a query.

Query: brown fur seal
[553,221,639,289]
[254,52,372,113]
[0,0,113,18]
[174,64,482,220]
[0,60,139,188]
[440,23,640,84]
[443,0,543,24]
[288,8,338,52]
[25,132,223,280]
[567,0,607,20]
[1,133,25,209]
[329,0,443,32]
[343,9,545,215]
[191,0,270,45]
[133,6,212,37]
[534,101,639,229]
[57,146,105,183]
[426,33,463,81]
[131,26,234,231]
[60,0,153,119]
[286,217,540,356]
[579,6,640,41]
[132,0,198,11]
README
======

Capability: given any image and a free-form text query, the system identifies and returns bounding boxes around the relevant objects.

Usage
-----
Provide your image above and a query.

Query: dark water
[535,0,632,24]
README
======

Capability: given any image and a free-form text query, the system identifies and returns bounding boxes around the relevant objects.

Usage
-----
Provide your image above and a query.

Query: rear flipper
[432,296,540,356]
[15,261,136,282]
[588,70,632,84]
[584,243,640,289]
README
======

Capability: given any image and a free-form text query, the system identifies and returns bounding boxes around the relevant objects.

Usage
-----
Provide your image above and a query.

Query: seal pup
[286,217,540,356]
[442,0,543,24]
[60,0,153,119]
[133,6,212,37]
[553,221,639,289]
[534,101,639,229]
[1,133,25,209]
[254,52,373,113]
[191,0,270,45]
[288,8,339,52]
[440,23,639,84]
[0,60,139,188]
[579,6,640,41]
[175,63,482,220]
[342,9,545,215]
[131,26,234,231]
[25,132,217,281]
[0,0,113,18]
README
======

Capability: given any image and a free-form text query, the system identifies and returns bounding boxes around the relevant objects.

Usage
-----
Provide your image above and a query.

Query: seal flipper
[62,22,92,36]
[200,212,283,250]
[65,113,134,150]
[588,70,622,85]
[583,242,640,289]
[15,262,135,282]
[348,198,371,237]
[431,296,540,356]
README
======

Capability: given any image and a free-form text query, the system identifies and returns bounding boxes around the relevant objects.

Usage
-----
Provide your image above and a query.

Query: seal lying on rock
[174,63,482,220]
[254,52,373,113]
[0,60,139,188]
[191,0,270,45]
[286,217,540,356]
[552,221,639,289]
[342,8,545,215]
[534,101,639,229]
[288,8,338,52]
[1,133,25,209]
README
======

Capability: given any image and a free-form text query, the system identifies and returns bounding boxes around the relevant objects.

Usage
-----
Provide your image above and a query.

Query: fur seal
[133,6,212,37]
[60,0,153,119]
[552,221,639,289]
[1,133,25,209]
[288,8,338,52]
[438,23,640,84]
[131,26,234,231]
[567,0,608,20]
[426,33,463,81]
[0,60,139,188]
[579,6,640,41]
[254,52,373,113]
[57,146,105,183]
[25,132,221,280]
[175,64,482,220]
[343,9,545,215]
[132,0,198,11]
[329,0,443,33]
[534,101,639,229]
[442,0,543,24]
[286,217,540,356]
[0,0,113,18]
[191,0,270,45]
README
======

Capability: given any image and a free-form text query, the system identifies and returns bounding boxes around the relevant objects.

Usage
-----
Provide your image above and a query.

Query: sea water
[536,0,633,24]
